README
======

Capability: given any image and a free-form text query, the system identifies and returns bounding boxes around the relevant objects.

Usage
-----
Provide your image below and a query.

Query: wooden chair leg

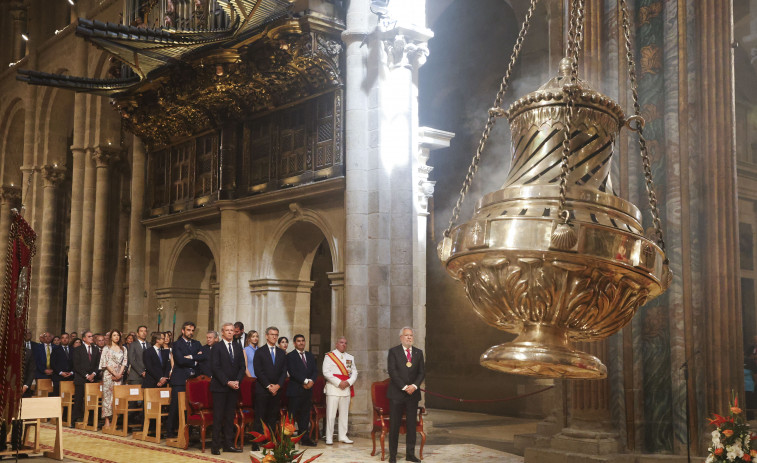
[419,430,426,459]
[201,425,206,453]
[380,429,387,461]
[371,430,377,456]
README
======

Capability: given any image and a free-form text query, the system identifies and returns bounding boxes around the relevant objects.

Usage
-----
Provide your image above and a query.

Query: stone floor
[3,409,532,463]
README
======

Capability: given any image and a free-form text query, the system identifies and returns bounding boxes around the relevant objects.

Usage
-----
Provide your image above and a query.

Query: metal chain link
[443,0,540,238]
[619,0,667,253]
[556,0,586,223]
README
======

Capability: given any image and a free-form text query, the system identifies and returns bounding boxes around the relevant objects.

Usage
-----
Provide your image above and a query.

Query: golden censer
[437,0,671,379]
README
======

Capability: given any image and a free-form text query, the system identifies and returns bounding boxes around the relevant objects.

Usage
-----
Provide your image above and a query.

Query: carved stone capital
[0,186,21,205]
[381,26,432,69]
[41,164,66,188]
[92,146,121,168]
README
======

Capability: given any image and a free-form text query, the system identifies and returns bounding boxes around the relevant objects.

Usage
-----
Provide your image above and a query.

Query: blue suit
[253,345,287,433]
[286,350,318,436]
[32,343,52,380]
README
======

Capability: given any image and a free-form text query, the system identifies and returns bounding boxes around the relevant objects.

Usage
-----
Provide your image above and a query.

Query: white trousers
[325,394,350,440]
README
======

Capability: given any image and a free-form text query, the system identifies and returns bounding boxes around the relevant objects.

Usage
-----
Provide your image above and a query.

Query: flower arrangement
[706,396,757,462]
[249,415,322,463]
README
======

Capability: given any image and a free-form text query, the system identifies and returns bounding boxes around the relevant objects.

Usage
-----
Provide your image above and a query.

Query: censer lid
[505,58,625,124]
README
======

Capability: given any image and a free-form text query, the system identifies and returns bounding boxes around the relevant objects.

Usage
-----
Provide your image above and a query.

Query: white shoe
[325,440,333,445]
[338,438,354,444]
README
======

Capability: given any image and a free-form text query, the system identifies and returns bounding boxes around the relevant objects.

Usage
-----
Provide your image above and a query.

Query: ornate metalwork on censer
[437,0,672,379]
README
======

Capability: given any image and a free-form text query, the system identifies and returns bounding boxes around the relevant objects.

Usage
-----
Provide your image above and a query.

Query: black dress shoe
[251,443,260,451]
[210,448,220,455]
[300,439,317,447]
[223,446,243,453]
[406,456,421,462]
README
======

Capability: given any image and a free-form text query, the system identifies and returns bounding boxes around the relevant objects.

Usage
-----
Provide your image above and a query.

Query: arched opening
[258,221,335,352]
[161,240,217,337]
[308,239,333,362]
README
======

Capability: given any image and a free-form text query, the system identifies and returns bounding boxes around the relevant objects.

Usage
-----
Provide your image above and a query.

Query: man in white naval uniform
[321,336,358,445]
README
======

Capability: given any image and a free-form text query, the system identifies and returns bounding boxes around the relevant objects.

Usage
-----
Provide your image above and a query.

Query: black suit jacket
[196,344,213,377]
[73,343,101,385]
[143,347,171,388]
[170,337,203,386]
[286,350,318,397]
[23,347,35,387]
[51,345,73,383]
[253,345,287,392]
[387,345,425,402]
[210,341,245,392]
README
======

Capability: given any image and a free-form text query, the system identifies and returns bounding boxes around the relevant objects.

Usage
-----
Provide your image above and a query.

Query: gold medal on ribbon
[406,361,412,367]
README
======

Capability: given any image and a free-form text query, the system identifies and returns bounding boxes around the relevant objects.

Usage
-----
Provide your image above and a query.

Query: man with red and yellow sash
[322,336,358,445]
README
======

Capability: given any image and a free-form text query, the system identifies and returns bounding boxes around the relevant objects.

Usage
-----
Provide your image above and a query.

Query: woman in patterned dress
[99,330,128,429]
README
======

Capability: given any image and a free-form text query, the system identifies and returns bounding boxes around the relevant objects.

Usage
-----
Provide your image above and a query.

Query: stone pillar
[218,207,239,323]
[90,147,119,331]
[127,136,147,328]
[9,2,26,62]
[699,0,741,422]
[77,150,96,330]
[35,165,66,333]
[342,0,431,429]
[327,271,344,347]
[249,279,315,340]
[414,128,452,350]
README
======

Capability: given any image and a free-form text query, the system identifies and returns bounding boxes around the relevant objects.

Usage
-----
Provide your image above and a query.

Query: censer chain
[556,0,586,225]
[443,0,539,238]
[619,0,667,254]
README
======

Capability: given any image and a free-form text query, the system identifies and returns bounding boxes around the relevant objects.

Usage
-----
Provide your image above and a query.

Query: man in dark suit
[252,326,287,450]
[387,327,425,463]
[197,330,218,377]
[286,334,318,446]
[51,332,74,396]
[32,331,53,381]
[210,323,245,455]
[142,332,170,388]
[71,331,101,427]
[166,321,204,437]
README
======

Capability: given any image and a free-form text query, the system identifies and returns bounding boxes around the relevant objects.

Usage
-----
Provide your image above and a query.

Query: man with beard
[51,332,74,396]
[166,321,203,437]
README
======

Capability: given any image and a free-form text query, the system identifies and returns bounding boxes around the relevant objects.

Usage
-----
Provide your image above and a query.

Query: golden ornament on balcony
[438,0,671,379]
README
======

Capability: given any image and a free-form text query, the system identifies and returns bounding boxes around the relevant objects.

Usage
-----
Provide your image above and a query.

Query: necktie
[87,345,91,361]
[270,346,275,363]
[406,348,411,362]
[142,341,146,350]
[158,348,163,365]
[46,345,50,369]
[301,352,307,366]
[228,342,234,360]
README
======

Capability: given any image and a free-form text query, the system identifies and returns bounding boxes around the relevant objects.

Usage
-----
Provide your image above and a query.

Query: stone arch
[253,206,342,349]
[0,98,25,186]
[162,226,220,288]
[160,230,220,335]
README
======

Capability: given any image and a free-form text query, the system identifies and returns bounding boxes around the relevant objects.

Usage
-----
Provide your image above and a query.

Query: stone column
[9,2,26,62]
[327,271,344,347]
[342,0,431,429]
[218,207,239,323]
[35,165,66,333]
[249,279,315,340]
[77,150,96,330]
[65,40,89,331]
[699,0,741,422]
[90,147,119,331]
[127,136,147,328]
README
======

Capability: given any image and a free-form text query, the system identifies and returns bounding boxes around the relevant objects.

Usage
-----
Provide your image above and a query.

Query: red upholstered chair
[371,379,425,461]
[185,375,213,452]
[309,376,326,441]
[236,376,256,447]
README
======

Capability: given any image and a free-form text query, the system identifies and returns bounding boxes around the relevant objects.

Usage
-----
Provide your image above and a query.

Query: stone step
[525,447,695,463]
[513,432,552,455]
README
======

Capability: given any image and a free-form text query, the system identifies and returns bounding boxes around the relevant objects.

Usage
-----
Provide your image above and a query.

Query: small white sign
[160,390,170,398]
[87,396,90,402]
[99,385,103,391]
[147,403,151,410]
[130,388,139,396]
[115,398,119,406]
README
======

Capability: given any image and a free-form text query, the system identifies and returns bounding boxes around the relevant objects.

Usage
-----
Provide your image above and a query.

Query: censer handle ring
[625,115,645,132]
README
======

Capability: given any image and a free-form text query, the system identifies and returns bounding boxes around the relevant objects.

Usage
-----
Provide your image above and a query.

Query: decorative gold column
[126,136,147,328]
[35,165,66,333]
[698,0,741,419]
[77,150,96,330]
[90,147,119,331]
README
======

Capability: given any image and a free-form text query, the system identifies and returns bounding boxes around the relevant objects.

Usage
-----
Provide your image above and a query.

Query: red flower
[715,448,724,456]
[745,455,752,462]
[723,429,734,438]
